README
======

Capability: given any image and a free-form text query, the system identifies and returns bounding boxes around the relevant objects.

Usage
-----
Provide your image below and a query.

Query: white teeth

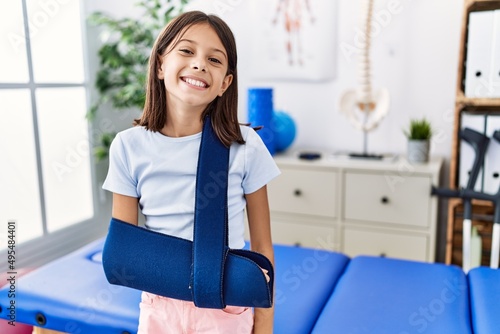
[184,78,207,88]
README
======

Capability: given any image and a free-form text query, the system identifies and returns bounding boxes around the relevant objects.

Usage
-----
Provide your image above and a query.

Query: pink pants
[137,292,254,334]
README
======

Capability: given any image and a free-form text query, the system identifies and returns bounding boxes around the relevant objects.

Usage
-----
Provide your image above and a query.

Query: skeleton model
[339,0,390,158]
[272,0,315,66]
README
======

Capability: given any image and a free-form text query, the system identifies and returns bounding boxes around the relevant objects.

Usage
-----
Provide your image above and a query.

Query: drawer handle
[381,196,389,204]
[380,253,387,258]
[493,172,499,179]
[294,189,302,197]
[294,242,302,247]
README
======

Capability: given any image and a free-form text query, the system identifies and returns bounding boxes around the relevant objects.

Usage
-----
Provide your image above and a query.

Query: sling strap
[191,116,229,309]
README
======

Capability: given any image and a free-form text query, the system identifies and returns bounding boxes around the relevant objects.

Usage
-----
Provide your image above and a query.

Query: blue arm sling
[102,116,274,309]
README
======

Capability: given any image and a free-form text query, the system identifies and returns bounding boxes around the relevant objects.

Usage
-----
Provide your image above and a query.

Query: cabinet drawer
[269,168,337,218]
[342,227,428,261]
[344,172,431,227]
[271,220,336,250]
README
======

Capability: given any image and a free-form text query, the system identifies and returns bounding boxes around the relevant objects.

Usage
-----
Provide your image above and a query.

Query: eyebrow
[178,38,227,59]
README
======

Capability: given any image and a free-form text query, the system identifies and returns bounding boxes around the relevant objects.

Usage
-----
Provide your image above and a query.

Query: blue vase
[248,88,275,155]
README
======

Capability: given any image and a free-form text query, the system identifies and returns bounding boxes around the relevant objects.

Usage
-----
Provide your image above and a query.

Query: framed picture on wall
[250,0,337,81]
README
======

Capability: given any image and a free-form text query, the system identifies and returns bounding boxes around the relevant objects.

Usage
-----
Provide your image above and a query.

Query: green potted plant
[87,0,189,160]
[404,118,433,163]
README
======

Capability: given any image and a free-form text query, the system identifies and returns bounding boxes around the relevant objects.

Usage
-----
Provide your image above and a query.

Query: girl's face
[157,23,233,113]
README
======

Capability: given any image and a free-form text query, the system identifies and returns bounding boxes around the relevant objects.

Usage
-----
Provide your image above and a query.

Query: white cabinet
[344,171,431,228]
[342,226,429,262]
[268,168,337,218]
[266,165,338,250]
[266,152,442,262]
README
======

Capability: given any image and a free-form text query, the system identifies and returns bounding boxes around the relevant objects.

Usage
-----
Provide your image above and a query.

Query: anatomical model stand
[339,0,390,159]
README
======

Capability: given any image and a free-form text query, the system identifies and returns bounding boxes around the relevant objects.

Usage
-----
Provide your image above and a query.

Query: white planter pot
[407,140,430,163]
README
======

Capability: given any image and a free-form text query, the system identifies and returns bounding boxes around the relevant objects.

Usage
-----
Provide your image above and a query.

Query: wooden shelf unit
[446,0,500,266]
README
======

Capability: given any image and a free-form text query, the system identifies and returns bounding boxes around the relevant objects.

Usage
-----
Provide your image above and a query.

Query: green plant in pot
[87,0,189,160]
[404,118,433,163]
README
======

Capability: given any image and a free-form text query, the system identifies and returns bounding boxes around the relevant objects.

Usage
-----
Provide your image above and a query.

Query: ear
[156,55,165,80]
[218,74,233,97]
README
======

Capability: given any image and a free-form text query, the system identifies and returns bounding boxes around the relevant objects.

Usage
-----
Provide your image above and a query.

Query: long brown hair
[134,11,243,146]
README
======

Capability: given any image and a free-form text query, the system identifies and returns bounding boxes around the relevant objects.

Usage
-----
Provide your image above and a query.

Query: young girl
[102,11,280,334]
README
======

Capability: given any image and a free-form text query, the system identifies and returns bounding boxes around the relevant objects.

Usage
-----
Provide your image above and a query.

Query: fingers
[261,268,270,283]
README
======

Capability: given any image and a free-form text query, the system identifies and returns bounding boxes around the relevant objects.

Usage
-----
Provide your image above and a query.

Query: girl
[102,11,280,334]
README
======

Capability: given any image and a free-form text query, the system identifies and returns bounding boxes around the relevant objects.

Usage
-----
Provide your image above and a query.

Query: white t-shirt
[102,125,280,249]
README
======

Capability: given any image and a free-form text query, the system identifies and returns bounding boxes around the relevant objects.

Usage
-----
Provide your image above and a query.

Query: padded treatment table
[0,238,349,333]
[0,238,141,333]
[311,256,472,334]
[272,244,349,333]
[468,267,500,334]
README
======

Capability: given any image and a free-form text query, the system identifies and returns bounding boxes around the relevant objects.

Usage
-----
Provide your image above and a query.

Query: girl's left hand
[261,268,270,283]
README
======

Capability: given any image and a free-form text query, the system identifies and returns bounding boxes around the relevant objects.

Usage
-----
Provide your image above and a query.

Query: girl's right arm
[112,193,139,226]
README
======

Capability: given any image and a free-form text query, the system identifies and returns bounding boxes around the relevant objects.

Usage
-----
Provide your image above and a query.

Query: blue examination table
[312,256,472,334]
[0,238,349,333]
[468,267,500,334]
[0,239,140,333]
[0,238,498,333]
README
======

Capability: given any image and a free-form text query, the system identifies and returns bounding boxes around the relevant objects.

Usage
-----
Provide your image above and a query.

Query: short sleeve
[242,128,281,194]
[102,133,138,197]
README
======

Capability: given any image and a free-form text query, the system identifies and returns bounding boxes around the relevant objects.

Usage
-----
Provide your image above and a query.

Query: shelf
[467,0,500,12]
[455,0,500,108]
[456,95,500,109]
[447,0,500,265]
[446,197,495,208]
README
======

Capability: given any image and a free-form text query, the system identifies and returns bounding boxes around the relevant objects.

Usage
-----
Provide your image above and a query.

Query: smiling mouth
[181,77,209,88]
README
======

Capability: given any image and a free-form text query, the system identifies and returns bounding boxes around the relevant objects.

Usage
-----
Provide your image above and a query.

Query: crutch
[459,129,500,269]
[460,189,500,268]
[431,127,490,272]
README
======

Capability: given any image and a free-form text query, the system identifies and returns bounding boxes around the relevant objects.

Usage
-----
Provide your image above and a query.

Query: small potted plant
[404,118,433,163]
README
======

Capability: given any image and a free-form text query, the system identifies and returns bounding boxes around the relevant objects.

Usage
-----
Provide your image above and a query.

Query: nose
[191,58,206,72]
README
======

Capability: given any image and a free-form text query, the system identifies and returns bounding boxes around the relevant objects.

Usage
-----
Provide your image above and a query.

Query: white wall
[85,0,463,158]
[84,0,465,260]
[186,0,463,160]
